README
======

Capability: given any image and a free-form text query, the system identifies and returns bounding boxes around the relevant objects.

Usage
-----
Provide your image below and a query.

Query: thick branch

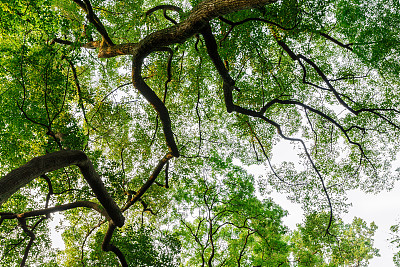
[0,150,124,227]
[146,5,182,16]
[20,201,110,220]
[146,5,182,25]
[319,32,353,51]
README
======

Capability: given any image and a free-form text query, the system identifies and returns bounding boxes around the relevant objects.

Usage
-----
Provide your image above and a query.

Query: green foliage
[174,154,290,266]
[112,225,181,267]
[0,0,398,265]
[291,213,379,266]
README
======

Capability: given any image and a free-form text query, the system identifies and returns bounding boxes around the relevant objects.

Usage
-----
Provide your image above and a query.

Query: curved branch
[102,222,128,267]
[96,0,278,58]
[146,5,182,16]
[132,48,180,157]
[64,57,92,130]
[278,40,400,131]
[261,98,370,160]
[219,15,298,31]
[18,200,110,220]
[41,174,53,210]
[163,48,174,103]
[246,121,306,187]
[319,32,353,51]
[201,21,334,233]
[18,216,46,267]
[146,5,182,25]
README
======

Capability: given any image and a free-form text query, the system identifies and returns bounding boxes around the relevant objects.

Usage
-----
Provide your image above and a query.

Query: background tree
[290,213,379,266]
[0,0,398,265]
[174,154,289,266]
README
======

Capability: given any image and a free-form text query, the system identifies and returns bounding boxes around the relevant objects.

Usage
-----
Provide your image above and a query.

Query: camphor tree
[0,0,399,266]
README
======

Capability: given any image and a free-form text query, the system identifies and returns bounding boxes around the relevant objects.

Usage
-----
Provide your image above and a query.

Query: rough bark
[0,150,124,227]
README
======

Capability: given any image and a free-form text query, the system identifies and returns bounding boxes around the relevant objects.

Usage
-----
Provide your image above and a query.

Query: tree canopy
[0,0,399,266]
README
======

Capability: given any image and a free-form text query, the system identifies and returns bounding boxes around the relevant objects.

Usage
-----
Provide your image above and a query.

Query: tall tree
[0,0,398,265]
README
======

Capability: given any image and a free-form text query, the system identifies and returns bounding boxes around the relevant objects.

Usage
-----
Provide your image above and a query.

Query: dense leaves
[1,0,399,265]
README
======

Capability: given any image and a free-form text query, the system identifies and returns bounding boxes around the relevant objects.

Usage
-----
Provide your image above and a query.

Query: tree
[0,0,398,265]
[174,154,289,266]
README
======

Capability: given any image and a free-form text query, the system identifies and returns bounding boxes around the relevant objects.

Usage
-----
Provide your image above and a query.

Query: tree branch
[71,0,114,46]
[121,152,173,212]
[319,32,353,51]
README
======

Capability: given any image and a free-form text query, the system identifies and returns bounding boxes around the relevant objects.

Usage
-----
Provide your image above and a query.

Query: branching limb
[180,218,207,265]
[218,14,299,44]
[155,161,170,189]
[163,48,174,103]
[201,22,334,234]
[17,216,46,267]
[260,98,369,160]
[150,116,160,147]
[89,82,132,125]
[2,200,122,265]
[125,190,156,215]
[237,230,255,267]
[64,56,92,131]
[219,15,298,31]
[132,48,180,157]
[41,174,53,211]
[261,117,334,234]
[195,58,203,156]
[246,121,306,186]
[146,5,182,16]
[19,201,110,220]
[1,201,110,222]
[15,49,66,149]
[278,40,400,131]
[80,220,104,265]
[304,108,318,154]
[51,38,101,49]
